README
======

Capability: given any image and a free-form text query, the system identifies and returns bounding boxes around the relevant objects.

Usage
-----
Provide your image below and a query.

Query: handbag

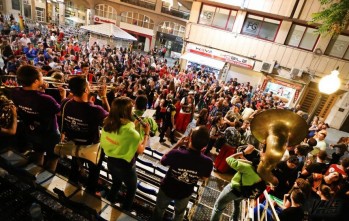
[54,99,101,165]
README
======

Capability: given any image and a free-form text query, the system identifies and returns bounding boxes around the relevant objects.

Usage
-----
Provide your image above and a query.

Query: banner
[186,43,255,69]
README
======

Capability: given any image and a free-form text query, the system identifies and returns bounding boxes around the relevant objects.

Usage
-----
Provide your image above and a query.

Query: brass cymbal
[251,109,308,146]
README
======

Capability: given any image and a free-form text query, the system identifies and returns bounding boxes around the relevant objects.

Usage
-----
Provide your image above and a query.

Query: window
[0,0,3,11]
[325,35,349,60]
[95,4,117,20]
[12,0,20,10]
[24,4,31,18]
[199,4,237,31]
[241,14,280,41]
[158,21,186,37]
[121,12,154,29]
[36,7,45,22]
[285,24,319,50]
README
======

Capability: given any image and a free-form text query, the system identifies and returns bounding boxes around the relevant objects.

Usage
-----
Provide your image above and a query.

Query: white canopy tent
[80,23,137,41]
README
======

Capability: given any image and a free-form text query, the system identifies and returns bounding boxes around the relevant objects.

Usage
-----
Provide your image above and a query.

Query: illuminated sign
[93,15,116,24]
[186,43,255,69]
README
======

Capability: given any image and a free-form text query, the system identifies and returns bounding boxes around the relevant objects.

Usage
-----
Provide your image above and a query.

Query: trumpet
[89,84,114,92]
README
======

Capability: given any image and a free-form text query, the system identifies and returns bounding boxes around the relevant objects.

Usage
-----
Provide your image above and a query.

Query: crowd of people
[0,18,349,221]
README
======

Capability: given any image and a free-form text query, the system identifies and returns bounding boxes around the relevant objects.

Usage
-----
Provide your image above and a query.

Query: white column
[58,2,65,25]
[90,9,95,25]
[144,37,150,52]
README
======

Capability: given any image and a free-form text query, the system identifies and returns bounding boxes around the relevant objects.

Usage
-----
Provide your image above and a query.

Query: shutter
[299,83,337,120]
[299,87,318,113]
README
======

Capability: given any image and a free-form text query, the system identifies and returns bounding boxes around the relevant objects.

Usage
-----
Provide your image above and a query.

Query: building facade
[183,0,349,131]
[0,0,190,54]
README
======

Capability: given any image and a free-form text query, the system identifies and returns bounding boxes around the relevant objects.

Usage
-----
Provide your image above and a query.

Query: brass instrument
[89,84,114,92]
[250,109,308,186]
[54,142,101,165]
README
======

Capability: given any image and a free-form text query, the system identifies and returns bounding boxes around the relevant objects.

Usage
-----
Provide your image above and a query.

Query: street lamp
[307,67,341,124]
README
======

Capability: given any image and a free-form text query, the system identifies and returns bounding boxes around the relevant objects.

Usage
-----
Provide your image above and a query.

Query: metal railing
[161,6,190,20]
[120,0,156,10]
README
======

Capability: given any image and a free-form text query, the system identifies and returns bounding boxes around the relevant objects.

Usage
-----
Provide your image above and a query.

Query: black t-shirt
[306,162,328,175]
[279,206,304,221]
[160,147,213,199]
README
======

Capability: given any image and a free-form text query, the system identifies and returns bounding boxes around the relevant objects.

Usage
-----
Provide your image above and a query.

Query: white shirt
[241,107,255,121]
[315,138,327,151]
[19,37,31,47]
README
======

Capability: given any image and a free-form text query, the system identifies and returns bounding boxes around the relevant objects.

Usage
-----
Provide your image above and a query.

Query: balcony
[120,0,156,10]
[161,6,190,20]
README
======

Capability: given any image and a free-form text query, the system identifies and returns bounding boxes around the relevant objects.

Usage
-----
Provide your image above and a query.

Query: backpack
[224,127,241,147]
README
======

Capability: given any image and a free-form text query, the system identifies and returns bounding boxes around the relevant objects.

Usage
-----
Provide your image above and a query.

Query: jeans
[107,157,137,211]
[210,184,243,221]
[153,188,190,221]
[69,152,103,193]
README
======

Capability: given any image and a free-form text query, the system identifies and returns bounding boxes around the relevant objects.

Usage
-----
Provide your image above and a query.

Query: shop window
[325,34,349,60]
[36,7,45,22]
[241,14,280,41]
[95,4,117,20]
[158,21,185,38]
[23,4,31,18]
[199,4,237,31]
[120,11,154,29]
[285,24,319,51]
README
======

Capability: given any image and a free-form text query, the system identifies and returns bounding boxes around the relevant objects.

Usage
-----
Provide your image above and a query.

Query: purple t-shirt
[11,89,60,134]
[61,99,108,145]
[160,147,213,199]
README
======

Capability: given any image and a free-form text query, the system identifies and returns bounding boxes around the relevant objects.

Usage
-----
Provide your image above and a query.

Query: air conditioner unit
[290,67,303,79]
[260,61,275,73]
[23,0,29,4]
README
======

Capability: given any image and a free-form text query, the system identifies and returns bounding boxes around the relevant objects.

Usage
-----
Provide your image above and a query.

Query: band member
[12,65,65,171]
[134,95,158,145]
[159,94,177,144]
[153,126,213,221]
[101,97,150,211]
[61,75,109,194]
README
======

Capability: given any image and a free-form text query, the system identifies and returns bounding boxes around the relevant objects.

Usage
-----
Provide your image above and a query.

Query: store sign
[186,43,255,69]
[94,15,116,24]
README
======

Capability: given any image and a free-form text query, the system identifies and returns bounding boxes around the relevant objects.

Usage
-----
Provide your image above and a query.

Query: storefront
[181,43,255,79]
[261,77,304,107]
[65,6,86,26]
[156,32,183,54]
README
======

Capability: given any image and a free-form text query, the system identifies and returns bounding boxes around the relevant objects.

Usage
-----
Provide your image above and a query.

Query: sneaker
[159,138,166,143]
[130,210,137,216]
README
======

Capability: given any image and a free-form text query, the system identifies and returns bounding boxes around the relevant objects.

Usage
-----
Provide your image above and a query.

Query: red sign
[93,15,116,24]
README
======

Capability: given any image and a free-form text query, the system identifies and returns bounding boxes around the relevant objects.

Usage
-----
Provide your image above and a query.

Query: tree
[311,0,349,35]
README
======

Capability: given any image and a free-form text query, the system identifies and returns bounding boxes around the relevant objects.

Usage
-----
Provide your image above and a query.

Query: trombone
[89,84,115,92]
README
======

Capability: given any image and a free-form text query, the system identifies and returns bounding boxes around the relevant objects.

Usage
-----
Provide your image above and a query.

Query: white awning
[80,23,137,41]
[66,16,85,24]
[181,53,225,70]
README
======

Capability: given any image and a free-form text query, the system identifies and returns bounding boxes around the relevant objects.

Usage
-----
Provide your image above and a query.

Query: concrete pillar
[144,37,150,52]
[155,0,162,14]
[326,92,349,129]
[58,2,65,25]
[89,9,95,25]
[189,1,201,23]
